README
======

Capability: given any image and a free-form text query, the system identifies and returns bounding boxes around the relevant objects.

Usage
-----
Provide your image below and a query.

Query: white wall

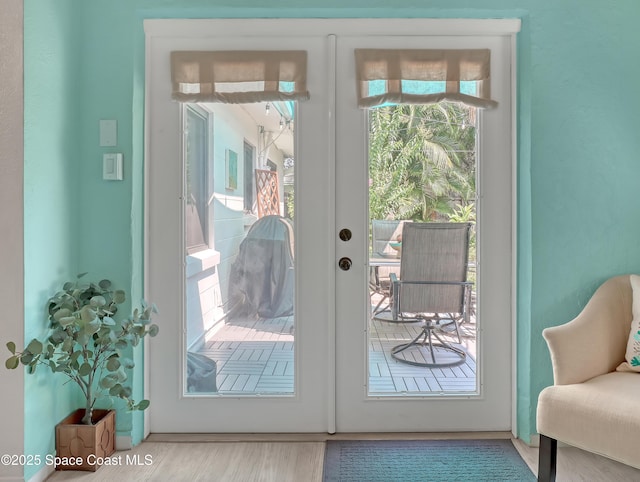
[0,1,25,480]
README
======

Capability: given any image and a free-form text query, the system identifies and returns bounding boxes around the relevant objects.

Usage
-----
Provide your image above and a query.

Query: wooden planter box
[55,409,116,471]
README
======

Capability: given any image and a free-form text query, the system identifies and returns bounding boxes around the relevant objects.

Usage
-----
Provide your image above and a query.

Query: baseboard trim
[116,435,132,450]
[26,463,53,482]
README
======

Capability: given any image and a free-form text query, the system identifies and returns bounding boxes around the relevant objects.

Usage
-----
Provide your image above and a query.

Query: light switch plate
[103,153,123,180]
[99,120,117,147]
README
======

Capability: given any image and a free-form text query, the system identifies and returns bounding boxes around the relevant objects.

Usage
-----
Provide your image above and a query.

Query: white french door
[334,33,515,431]
[145,19,519,434]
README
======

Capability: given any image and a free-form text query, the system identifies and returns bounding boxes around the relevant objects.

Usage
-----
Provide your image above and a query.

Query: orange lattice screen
[255,169,280,218]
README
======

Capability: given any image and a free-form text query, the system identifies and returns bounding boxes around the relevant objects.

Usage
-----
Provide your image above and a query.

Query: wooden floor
[195,309,477,396]
[46,433,640,481]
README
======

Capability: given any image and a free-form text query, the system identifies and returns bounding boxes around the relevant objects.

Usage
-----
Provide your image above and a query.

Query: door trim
[144,18,521,434]
[143,18,522,38]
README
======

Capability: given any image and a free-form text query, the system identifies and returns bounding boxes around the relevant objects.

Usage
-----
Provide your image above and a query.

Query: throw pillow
[617,274,640,372]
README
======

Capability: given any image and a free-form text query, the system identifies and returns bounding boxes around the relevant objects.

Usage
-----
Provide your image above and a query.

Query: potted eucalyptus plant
[5,273,158,470]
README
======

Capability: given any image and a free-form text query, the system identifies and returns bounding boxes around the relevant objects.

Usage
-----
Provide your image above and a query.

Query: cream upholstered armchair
[536,275,640,481]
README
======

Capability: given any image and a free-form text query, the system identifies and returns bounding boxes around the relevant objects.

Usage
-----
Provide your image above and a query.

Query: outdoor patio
[196,301,477,396]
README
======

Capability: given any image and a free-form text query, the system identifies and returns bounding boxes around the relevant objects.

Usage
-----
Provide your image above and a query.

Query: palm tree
[368,103,476,222]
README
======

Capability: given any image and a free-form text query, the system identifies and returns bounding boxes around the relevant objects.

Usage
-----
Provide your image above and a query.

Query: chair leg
[538,434,557,482]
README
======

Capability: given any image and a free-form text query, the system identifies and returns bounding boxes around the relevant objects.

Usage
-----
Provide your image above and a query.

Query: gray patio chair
[370,220,408,313]
[375,222,473,368]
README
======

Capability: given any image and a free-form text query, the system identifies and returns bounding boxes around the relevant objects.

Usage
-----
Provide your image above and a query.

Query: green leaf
[113,290,126,304]
[20,352,34,365]
[136,399,150,411]
[26,339,43,355]
[106,357,121,372]
[5,355,20,369]
[62,281,74,291]
[90,296,107,308]
[115,340,128,350]
[77,272,88,279]
[49,330,66,345]
[6,341,16,355]
[78,362,92,376]
[121,358,135,369]
[62,336,74,353]
[109,384,123,396]
[102,316,116,326]
[80,306,97,323]
[100,375,118,389]
[120,386,132,399]
[59,316,76,328]
[53,308,72,322]
[98,279,112,290]
[84,319,101,336]
[115,367,128,383]
[76,331,91,347]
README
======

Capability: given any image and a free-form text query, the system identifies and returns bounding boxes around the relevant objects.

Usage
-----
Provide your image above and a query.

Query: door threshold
[147,431,513,443]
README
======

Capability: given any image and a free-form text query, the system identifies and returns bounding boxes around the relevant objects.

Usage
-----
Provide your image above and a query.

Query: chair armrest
[543,275,632,385]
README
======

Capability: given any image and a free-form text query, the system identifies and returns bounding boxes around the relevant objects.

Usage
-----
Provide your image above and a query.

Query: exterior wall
[207,103,286,301]
[186,250,223,349]
[185,103,287,349]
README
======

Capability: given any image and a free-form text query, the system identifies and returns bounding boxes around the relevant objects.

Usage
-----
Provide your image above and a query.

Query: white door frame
[144,18,520,434]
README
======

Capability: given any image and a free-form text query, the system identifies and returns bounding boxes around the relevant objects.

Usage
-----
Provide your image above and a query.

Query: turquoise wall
[23,0,640,475]
[24,1,81,479]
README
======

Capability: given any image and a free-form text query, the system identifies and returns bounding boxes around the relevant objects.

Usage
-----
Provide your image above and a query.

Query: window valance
[355,49,497,109]
[171,50,310,103]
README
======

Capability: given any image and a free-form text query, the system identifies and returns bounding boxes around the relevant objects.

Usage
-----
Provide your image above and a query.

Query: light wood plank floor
[46,433,640,481]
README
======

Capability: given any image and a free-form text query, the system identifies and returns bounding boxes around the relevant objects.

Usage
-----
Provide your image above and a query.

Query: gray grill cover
[228,215,294,319]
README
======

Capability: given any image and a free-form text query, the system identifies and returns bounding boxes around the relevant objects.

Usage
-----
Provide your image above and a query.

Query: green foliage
[5,273,159,425]
[448,203,477,268]
[368,103,476,222]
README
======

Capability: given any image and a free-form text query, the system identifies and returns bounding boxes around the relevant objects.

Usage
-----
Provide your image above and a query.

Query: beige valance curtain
[171,50,309,103]
[355,49,497,109]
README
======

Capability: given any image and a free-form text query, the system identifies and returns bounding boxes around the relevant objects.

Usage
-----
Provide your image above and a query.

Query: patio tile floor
[197,311,476,395]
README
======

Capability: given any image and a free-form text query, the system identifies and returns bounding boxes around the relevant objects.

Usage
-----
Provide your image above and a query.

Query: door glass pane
[367,103,478,396]
[185,107,208,254]
[184,101,296,396]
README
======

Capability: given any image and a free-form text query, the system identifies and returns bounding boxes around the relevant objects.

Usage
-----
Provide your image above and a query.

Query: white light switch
[103,153,123,180]
[99,120,117,147]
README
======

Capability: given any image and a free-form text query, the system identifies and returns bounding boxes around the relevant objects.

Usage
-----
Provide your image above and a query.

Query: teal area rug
[323,439,535,482]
